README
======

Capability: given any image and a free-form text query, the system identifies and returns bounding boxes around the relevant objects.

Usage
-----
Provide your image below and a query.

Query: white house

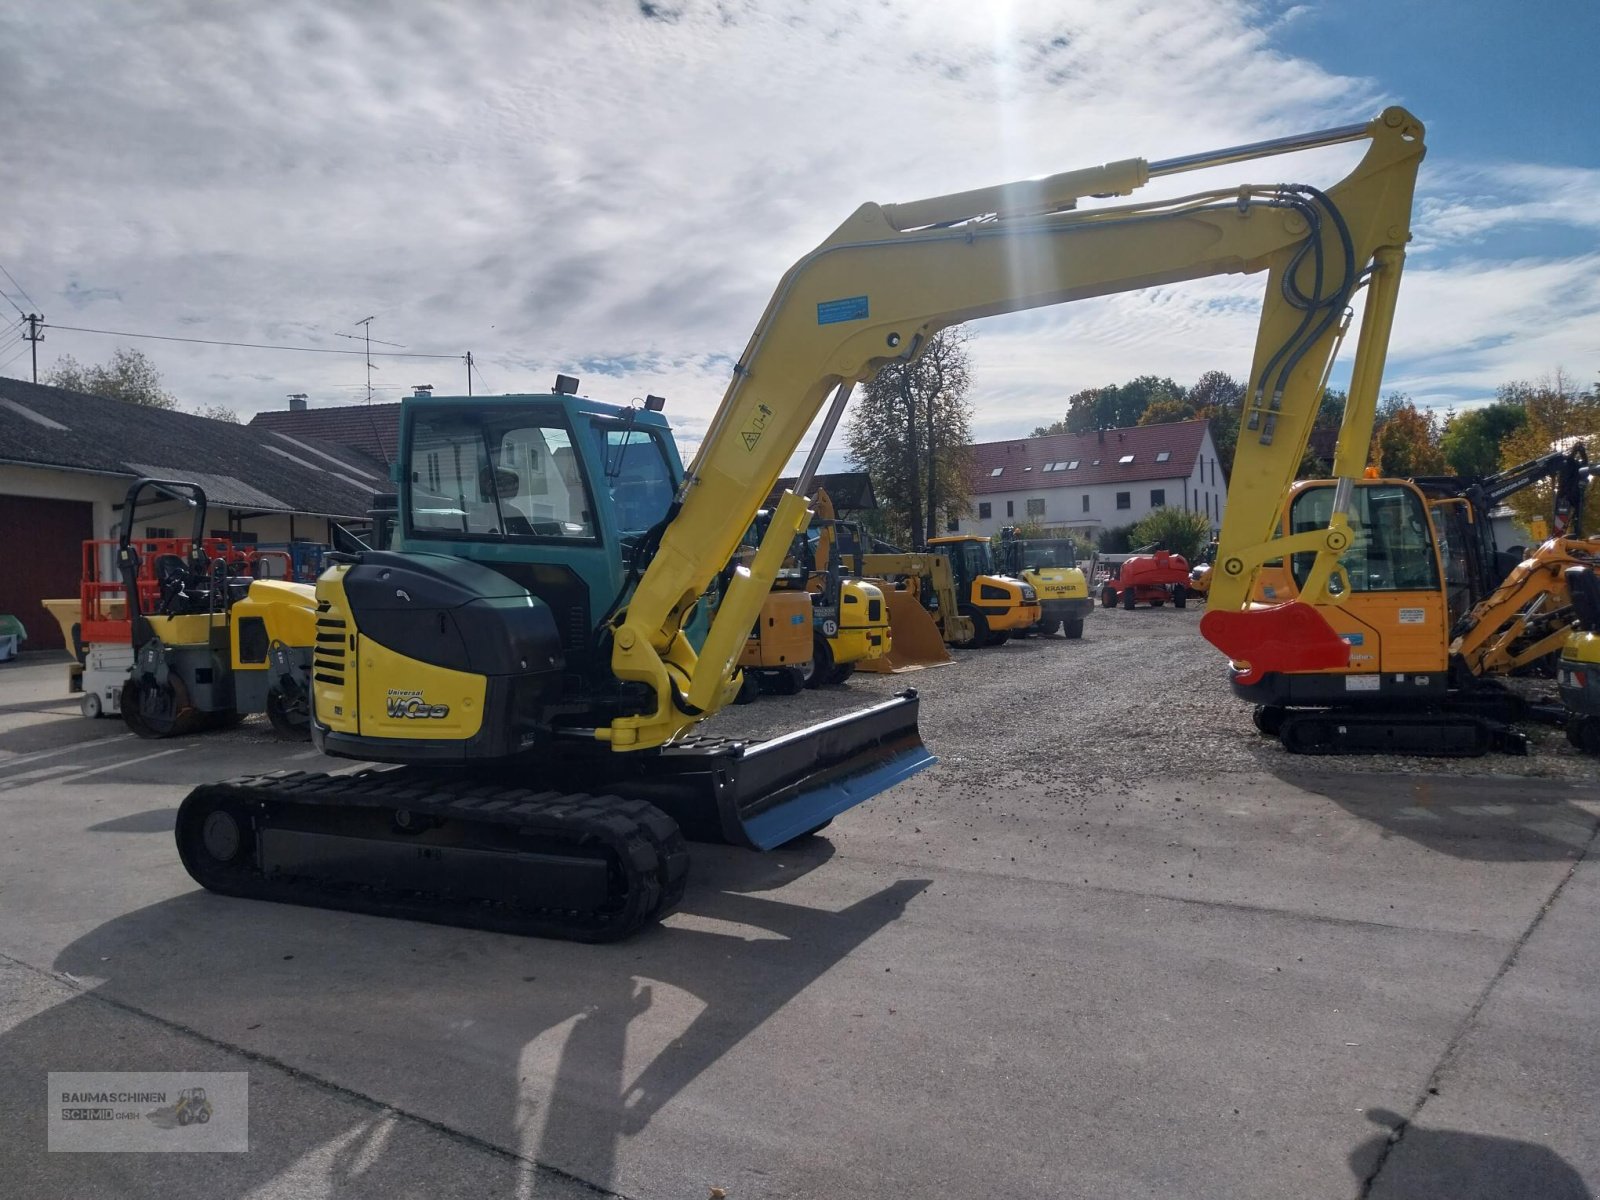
[952,419,1226,538]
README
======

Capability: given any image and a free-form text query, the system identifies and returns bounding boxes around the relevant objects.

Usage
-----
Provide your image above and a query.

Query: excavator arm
[604,108,1426,750]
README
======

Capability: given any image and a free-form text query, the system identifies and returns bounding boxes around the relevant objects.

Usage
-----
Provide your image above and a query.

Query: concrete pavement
[0,648,1596,1199]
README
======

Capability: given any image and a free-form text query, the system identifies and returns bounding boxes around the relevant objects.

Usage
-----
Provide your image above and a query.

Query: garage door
[0,495,93,652]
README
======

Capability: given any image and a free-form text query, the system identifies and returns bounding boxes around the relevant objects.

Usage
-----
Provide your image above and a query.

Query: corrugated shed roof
[251,402,401,462]
[969,420,1209,494]
[0,376,387,519]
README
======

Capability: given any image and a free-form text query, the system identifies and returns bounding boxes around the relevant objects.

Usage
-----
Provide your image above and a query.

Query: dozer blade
[600,689,935,849]
[858,589,953,673]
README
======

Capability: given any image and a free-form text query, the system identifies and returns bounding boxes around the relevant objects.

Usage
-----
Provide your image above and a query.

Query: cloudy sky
[1,0,1595,463]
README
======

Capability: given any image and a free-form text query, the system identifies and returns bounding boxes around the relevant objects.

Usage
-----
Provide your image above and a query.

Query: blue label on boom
[817,295,870,325]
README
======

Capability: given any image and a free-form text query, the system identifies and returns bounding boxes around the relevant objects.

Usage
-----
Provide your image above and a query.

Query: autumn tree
[46,347,178,410]
[844,327,975,548]
[1369,395,1446,477]
[1495,370,1600,529]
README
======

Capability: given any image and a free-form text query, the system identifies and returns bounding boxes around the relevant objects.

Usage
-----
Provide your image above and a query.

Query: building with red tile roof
[954,419,1226,537]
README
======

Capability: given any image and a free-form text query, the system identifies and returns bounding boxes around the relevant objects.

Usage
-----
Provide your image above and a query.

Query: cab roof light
[554,373,580,395]
[644,394,666,412]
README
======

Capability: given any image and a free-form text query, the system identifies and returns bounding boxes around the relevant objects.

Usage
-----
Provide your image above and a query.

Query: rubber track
[176,770,690,942]
[1278,711,1528,757]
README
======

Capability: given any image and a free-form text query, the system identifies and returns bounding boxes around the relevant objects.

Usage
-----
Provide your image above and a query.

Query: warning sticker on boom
[817,295,870,325]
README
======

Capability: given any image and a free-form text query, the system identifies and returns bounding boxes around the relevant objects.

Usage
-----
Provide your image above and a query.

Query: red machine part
[1199,601,1351,685]
[78,539,297,644]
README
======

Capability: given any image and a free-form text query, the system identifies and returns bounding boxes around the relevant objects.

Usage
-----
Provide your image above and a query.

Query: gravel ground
[704,604,1600,787]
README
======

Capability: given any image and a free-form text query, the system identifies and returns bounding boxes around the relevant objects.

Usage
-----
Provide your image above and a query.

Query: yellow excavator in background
[1230,450,1597,752]
[176,107,1429,939]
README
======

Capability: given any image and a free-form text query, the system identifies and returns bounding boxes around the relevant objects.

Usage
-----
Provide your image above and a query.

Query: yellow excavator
[1227,451,1598,752]
[1559,566,1600,754]
[175,107,1429,938]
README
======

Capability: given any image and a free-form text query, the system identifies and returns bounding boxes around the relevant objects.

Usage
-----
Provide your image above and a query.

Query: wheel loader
[175,106,1435,938]
[993,528,1093,637]
[925,534,1040,645]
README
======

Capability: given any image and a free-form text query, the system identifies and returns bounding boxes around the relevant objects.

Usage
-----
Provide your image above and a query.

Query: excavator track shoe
[1277,712,1525,757]
[175,771,688,942]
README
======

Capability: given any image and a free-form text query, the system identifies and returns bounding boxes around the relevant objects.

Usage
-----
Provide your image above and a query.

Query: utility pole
[24,314,43,382]
[466,351,473,397]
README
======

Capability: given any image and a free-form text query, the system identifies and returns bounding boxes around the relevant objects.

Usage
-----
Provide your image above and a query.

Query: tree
[1057,375,1185,434]
[1370,396,1446,477]
[1187,370,1246,480]
[1096,523,1138,553]
[1130,506,1212,562]
[195,403,240,423]
[46,348,178,410]
[1496,370,1600,529]
[1438,401,1528,478]
[844,327,975,548]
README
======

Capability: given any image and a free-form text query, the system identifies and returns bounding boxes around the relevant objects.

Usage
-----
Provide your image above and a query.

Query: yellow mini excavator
[1225,450,1597,754]
[176,107,1429,938]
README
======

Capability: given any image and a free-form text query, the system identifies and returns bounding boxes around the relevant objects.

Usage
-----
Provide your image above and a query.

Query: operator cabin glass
[409,415,597,539]
[1287,484,1442,592]
[589,424,676,532]
[1024,540,1078,569]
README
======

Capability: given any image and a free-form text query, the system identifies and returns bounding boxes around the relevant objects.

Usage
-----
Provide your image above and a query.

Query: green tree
[1130,506,1212,562]
[45,347,178,410]
[845,327,975,548]
[1096,523,1138,553]
[1059,375,1185,434]
[1496,370,1600,529]
[1370,396,1446,476]
[1187,370,1245,480]
[195,403,240,423]
[1438,401,1528,478]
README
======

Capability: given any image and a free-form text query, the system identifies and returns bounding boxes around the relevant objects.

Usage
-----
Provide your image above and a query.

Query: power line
[0,284,26,320]
[0,344,30,374]
[42,321,462,359]
[0,261,39,312]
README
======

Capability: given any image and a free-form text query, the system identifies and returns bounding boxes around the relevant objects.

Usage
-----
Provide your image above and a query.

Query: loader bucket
[599,690,935,850]
[858,587,953,672]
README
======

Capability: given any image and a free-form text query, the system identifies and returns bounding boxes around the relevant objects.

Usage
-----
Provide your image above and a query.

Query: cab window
[409,414,596,540]
[1288,485,1440,592]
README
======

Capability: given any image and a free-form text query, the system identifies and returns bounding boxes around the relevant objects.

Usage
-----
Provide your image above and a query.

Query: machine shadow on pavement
[1270,769,1600,863]
[6,829,929,1198]
[1349,1107,1593,1199]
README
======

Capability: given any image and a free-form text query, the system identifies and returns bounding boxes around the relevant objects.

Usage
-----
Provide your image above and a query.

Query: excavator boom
[608,108,1426,751]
